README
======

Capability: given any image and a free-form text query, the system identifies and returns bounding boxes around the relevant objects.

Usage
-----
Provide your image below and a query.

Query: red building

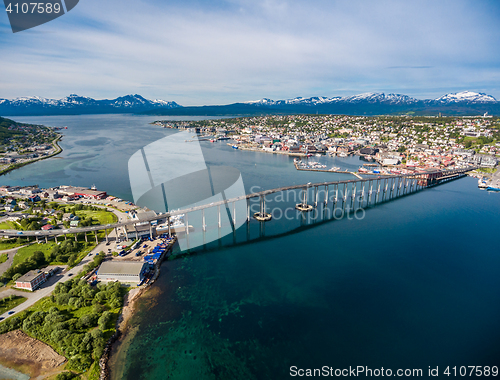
[14,266,59,291]
[15,270,47,291]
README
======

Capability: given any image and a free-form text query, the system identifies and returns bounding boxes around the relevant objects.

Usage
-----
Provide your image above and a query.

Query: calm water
[3,115,500,379]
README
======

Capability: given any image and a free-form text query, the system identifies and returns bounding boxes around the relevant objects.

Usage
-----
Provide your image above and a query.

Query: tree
[56,372,77,380]
[98,311,111,330]
[12,273,22,281]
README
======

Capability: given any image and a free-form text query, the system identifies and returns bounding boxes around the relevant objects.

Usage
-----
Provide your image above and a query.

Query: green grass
[0,238,26,251]
[14,242,57,266]
[477,167,497,174]
[0,254,7,263]
[0,295,26,314]
[75,210,117,225]
[0,221,15,230]
[87,361,101,380]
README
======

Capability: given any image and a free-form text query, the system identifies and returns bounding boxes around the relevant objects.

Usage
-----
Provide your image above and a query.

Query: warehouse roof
[98,261,146,276]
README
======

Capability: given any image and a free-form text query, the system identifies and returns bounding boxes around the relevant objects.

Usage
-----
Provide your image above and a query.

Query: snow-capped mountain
[247,93,421,106]
[247,91,500,107]
[2,91,500,117]
[434,91,496,103]
[0,94,181,116]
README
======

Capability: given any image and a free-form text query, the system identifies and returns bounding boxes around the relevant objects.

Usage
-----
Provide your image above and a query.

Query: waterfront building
[96,261,148,284]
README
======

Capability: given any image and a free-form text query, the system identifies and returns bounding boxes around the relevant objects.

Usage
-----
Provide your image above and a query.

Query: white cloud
[1,0,499,104]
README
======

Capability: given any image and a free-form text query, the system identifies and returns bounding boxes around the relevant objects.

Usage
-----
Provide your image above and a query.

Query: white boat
[478,179,488,189]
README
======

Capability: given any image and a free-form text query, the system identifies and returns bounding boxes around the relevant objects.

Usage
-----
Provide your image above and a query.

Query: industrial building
[97,261,148,284]
[14,266,60,291]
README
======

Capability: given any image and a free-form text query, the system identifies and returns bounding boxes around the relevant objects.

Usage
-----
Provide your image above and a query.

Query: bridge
[0,166,477,243]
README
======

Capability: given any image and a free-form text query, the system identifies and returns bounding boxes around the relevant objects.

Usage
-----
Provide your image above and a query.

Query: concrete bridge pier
[55,235,58,243]
[368,181,373,205]
[105,232,108,243]
[74,233,77,242]
[314,186,319,207]
[324,185,329,205]
[351,183,356,210]
[95,232,98,243]
[246,201,251,222]
[334,185,339,209]
[64,234,67,241]
[296,187,313,212]
[218,205,222,227]
[36,235,39,243]
[202,209,206,231]
[84,232,88,242]
[254,195,272,221]
[168,217,171,236]
[45,236,48,244]
[185,213,189,235]
[232,201,236,225]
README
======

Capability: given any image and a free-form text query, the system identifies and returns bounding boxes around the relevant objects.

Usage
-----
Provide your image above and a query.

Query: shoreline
[0,133,63,177]
[99,286,148,380]
[99,238,175,380]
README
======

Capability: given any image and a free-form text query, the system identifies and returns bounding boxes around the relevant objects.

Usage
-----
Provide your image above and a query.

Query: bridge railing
[0,166,477,238]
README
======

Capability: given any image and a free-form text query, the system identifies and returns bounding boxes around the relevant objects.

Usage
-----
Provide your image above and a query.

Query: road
[0,208,128,321]
[0,246,26,277]
[0,166,478,239]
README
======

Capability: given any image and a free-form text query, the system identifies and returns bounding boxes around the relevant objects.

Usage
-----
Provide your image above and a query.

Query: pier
[293,160,363,179]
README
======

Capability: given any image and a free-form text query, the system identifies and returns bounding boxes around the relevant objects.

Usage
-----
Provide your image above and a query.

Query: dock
[294,161,363,179]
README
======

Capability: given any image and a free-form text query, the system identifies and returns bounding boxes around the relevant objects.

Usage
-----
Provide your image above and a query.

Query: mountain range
[0,94,181,116]
[1,91,499,116]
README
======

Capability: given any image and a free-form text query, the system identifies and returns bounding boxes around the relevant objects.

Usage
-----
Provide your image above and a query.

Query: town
[0,184,181,378]
[154,114,499,175]
[0,116,62,175]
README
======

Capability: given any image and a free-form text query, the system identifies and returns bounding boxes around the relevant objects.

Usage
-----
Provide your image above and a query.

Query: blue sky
[1,0,500,105]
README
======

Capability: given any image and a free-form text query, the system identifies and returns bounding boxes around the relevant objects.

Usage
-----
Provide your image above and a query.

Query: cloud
[0,0,499,104]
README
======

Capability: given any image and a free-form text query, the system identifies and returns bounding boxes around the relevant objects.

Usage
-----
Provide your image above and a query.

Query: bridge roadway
[0,166,476,238]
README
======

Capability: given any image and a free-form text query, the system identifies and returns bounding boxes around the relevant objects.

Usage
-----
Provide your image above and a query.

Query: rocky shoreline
[98,240,172,380]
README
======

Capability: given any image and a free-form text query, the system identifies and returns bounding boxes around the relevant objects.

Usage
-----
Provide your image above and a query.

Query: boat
[486,186,500,191]
[358,167,369,173]
[315,154,321,157]
[91,184,97,190]
[478,179,488,189]
[338,152,348,157]
[232,145,239,149]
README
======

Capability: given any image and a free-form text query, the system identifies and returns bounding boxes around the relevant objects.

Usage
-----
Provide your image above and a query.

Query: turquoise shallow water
[111,176,500,379]
[3,115,500,379]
